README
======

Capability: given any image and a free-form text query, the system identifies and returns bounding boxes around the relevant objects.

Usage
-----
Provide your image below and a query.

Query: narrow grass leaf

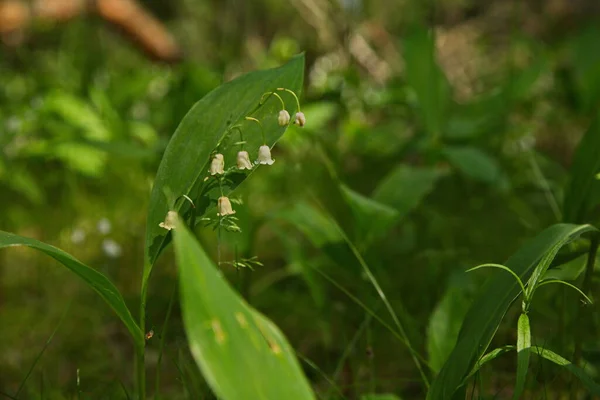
[513,313,531,400]
[563,113,600,223]
[532,346,600,394]
[173,218,315,400]
[427,223,597,399]
[403,27,451,138]
[0,231,143,348]
[464,346,516,382]
[339,183,399,246]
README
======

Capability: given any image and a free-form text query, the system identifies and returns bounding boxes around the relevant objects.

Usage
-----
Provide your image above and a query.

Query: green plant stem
[137,268,149,400]
[325,213,430,390]
[573,236,599,366]
[155,282,178,399]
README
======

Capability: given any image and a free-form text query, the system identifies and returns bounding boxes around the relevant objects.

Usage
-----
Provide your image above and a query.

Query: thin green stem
[277,87,301,111]
[244,116,265,144]
[229,125,245,150]
[154,282,178,399]
[15,303,70,397]
[538,280,593,305]
[327,314,372,399]
[308,201,430,388]
[466,263,527,307]
[309,263,430,368]
[334,222,430,389]
[297,353,346,399]
[260,91,286,110]
[137,265,149,400]
[573,236,599,367]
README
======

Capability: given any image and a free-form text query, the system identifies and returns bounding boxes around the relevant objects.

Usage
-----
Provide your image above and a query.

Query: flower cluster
[159,87,305,267]
[158,87,305,272]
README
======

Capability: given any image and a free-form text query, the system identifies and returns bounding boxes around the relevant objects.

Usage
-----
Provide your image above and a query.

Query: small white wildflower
[278,110,290,126]
[236,151,253,170]
[102,239,122,258]
[71,228,86,245]
[159,210,178,230]
[257,145,275,165]
[97,218,111,235]
[294,112,306,127]
[217,196,236,216]
[209,154,225,175]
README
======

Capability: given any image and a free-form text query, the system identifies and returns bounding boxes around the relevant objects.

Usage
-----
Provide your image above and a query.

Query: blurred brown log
[0,0,182,62]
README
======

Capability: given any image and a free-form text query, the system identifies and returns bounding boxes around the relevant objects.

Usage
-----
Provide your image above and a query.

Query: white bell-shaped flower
[294,111,306,127]
[217,196,236,216]
[278,110,291,126]
[257,145,275,165]
[159,210,178,230]
[236,151,253,170]
[209,153,225,175]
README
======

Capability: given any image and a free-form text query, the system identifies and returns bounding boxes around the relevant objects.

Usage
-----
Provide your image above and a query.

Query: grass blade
[513,313,531,399]
[428,223,597,399]
[15,303,70,397]
[532,346,600,394]
[0,231,143,348]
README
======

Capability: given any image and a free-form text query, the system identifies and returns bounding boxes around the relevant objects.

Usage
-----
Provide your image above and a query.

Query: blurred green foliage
[2,0,600,398]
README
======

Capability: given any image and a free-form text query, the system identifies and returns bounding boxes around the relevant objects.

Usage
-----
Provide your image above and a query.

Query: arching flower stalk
[277,87,305,127]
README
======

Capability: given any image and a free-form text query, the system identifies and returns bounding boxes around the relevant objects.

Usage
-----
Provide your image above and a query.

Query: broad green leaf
[427,223,598,399]
[279,201,343,248]
[532,346,600,394]
[567,25,600,112]
[513,313,531,400]
[403,27,451,138]
[277,201,362,277]
[145,54,304,269]
[442,146,500,184]
[0,231,143,348]
[427,286,471,373]
[445,94,505,140]
[173,217,315,400]
[340,184,399,246]
[372,165,444,221]
[44,91,111,141]
[563,113,600,223]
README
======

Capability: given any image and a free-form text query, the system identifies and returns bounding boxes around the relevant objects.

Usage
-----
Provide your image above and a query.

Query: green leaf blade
[513,313,531,400]
[532,346,600,395]
[0,231,143,348]
[173,218,316,400]
[563,113,600,223]
[428,223,597,399]
[145,55,305,268]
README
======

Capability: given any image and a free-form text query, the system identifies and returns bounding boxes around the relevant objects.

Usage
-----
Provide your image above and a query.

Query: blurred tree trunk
[0,0,182,62]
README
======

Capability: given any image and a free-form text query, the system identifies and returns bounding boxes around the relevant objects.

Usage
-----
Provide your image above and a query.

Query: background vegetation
[1,0,600,398]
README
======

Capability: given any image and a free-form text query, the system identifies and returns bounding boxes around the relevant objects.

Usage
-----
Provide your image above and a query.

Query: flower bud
[159,211,178,230]
[294,112,306,127]
[209,153,224,175]
[217,196,236,216]
[257,145,275,165]
[236,151,253,170]
[278,110,291,126]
